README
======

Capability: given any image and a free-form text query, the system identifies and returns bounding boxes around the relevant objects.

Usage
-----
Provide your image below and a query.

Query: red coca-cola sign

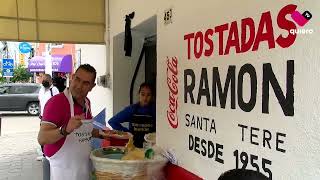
[166,56,179,128]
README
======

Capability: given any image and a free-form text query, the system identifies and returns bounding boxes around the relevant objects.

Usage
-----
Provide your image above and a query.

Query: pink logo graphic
[291,10,312,27]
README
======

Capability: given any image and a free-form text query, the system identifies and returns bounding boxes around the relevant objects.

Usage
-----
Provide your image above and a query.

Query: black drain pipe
[130,46,145,104]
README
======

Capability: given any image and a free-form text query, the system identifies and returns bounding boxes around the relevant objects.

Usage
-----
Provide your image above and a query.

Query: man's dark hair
[138,82,154,95]
[76,64,97,82]
[43,74,52,80]
[218,169,269,180]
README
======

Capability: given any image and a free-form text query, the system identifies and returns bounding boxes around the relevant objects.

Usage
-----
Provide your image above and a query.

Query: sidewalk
[0,131,42,180]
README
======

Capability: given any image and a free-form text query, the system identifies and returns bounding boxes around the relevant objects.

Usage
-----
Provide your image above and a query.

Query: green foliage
[11,64,32,83]
[0,76,6,84]
[0,68,7,84]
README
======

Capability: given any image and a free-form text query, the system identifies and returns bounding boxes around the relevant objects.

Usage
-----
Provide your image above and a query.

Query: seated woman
[108,82,156,148]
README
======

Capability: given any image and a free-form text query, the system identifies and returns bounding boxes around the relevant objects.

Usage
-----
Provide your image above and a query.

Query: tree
[11,64,32,83]
[0,70,8,84]
[0,76,5,84]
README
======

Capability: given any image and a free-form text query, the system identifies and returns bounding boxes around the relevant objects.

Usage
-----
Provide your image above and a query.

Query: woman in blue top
[108,82,156,148]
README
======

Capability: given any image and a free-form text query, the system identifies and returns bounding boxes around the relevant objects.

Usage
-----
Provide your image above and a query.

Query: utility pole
[76,48,82,69]
[4,42,10,83]
[45,43,52,76]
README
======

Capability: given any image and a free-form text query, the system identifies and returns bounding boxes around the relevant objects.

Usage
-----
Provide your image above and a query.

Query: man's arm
[38,123,64,145]
[38,89,42,115]
[38,115,84,145]
[38,95,64,145]
[108,106,133,132]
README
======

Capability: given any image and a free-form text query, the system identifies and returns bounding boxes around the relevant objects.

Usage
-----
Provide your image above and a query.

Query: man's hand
[65,114,84,133]
[100,129,112,140]
[92,128,110,139]
[102,130,132,139]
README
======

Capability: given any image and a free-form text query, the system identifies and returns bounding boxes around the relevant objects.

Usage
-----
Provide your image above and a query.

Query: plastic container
[144,133,156,149]
[144,133,156,144]
[90,147,168,180]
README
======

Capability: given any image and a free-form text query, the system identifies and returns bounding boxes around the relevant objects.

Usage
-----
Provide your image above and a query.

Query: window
[8,86,38,94]
[24,86,39,93]
[0,86,9,94]
[9,86,26,94]
[31,86,40,93]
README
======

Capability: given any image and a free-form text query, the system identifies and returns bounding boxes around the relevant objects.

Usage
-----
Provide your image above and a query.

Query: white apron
[49,88,93,180]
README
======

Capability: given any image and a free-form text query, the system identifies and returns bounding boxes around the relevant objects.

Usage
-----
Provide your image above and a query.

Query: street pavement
[0,113,42,180]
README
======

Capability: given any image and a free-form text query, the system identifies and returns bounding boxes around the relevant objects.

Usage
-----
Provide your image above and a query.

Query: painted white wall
[108,0,165,37]
[108,1,161,116]
[112,32,145,115]
[75,44,113,121]
[108,0,320,179]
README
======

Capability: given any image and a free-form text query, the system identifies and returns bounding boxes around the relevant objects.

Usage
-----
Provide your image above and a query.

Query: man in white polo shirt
[39,74,60,118]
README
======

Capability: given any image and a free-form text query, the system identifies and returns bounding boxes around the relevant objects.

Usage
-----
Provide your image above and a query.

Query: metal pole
[6,47,8,58]
[79,48,81,65]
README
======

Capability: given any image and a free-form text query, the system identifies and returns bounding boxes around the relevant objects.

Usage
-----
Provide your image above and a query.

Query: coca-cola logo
[166,56,179,129]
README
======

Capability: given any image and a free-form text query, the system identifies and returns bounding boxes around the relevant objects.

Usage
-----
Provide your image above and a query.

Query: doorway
[112,15,157,114]
[144,35,157,97]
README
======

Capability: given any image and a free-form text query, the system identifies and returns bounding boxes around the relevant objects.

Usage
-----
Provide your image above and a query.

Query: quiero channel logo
[290,8,313,34]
